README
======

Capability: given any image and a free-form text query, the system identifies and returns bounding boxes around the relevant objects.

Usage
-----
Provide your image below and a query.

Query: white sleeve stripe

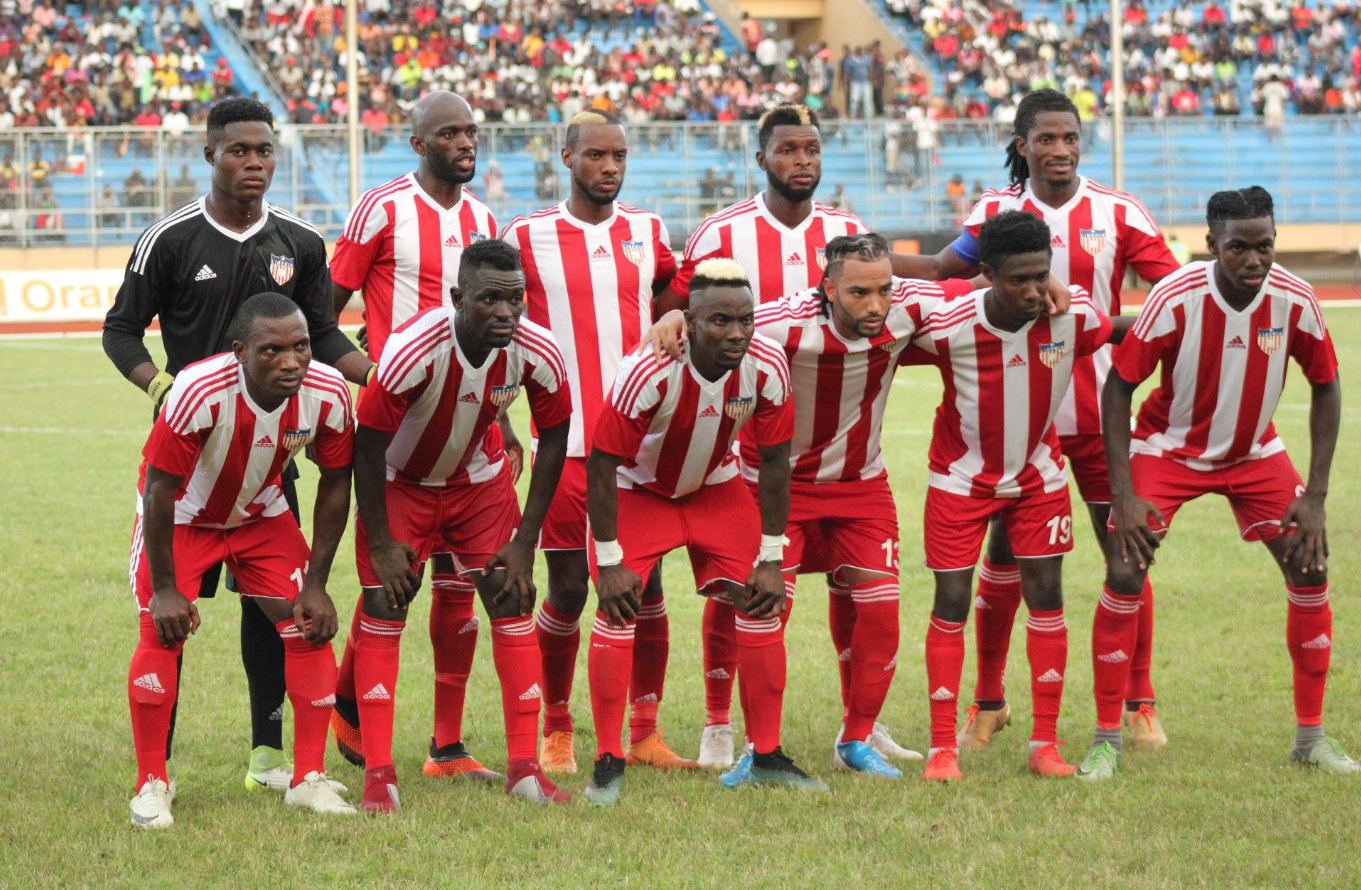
[1131,274,1205,339]
[270,205,323,238]
[132,203,202,274]
[166,367,236,432]
[513,327,568,383]
[344,179,406,241]
[618,357,666,414]
[380,322,448,390]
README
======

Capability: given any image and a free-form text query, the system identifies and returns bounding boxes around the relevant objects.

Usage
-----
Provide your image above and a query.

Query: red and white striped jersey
[501,201,676,457]
[141,354,354,528]
[739,278,966,484]
[1114,261,1337,470]
[593,335,794,498]
[331,174,498,361]
[909,288,1112,498]
[358,308,572,487]
[962,176,1179,437]
[672,193,865,303]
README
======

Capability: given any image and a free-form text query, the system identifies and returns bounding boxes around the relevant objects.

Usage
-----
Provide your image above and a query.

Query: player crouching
[127,294,356,828]
[582,258,823,805]
[909,212,1128,781]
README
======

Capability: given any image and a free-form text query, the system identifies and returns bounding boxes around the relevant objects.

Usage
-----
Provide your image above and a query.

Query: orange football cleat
[923,748,963,781]
[422,739,502,782]
[331,709,365,767]
[538,729,578,775]
[626,730,700,769]
[1028,742,1077,777]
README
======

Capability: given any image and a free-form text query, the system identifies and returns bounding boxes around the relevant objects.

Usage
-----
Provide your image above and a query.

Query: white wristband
[595,539,624,567]
[759,534,787,564]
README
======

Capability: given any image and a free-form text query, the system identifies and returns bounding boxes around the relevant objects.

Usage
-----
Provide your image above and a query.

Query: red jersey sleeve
[331,197,390,291]
[142,415,205,477]
[523,347,573,432]
[1289,300,1339,385]
[355,371,419,433]
[1071,290,1113,357]
[1116,203,1182,285]
[1112,304,1177,385]
[671,217,729,302]
[749,342,794,447]
[591,398,650,460]
[592,354,664,459]
[312,399,355,469]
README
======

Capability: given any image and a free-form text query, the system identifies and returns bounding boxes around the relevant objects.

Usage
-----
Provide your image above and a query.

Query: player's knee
[361,586,408,621]
[1282,563,1328,590]
[251,595,293,626]
[1023,583,1063,613]
[546,553,590,614]
[1104,562,1146,597]
[931,574,972,622]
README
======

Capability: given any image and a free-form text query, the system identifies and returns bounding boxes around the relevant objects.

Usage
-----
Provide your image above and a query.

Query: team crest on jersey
[281,428,311,451]
[469,231,488,242]
[1257,326,1284,356]
[725,395,754,420]
[269,254,295,285]
[1078,228,1107,257]
[620,239,646,265]
[814,248,827,270]
[1038,340,1066,369]
[489,383,520,407]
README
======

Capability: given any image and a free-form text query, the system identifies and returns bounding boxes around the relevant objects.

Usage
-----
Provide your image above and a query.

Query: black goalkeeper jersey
[102,197,357,378]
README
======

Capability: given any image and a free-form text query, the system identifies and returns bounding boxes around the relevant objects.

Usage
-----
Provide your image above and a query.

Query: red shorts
[1059,432,1110,504]
[776,476,899,580]
[538,456,588,551]
[129,513,309,612]
[923,485,1074,571]
[355,472,520,586]
[589,477,760,596]
[1113,451,1303,542]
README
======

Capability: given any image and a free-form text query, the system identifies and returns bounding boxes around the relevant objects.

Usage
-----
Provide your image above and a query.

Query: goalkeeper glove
[147,370,175,409]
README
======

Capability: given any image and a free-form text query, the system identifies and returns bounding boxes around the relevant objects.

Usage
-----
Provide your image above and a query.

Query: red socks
[1124,576,1157,705]
[1286,584,1332,725]
[629,596,669,745]
[1091,585,1141,729]
[429,574,478,748]
[843,579,900,742]
[828,583,856,716]
[353,611,405,769]
[925,614,966,749]
[535,600,581,735]
[587,612,635,758]
[1025,608,1067,744]
[128,614,181,786]
[277,620,338,783]
[973,559,1022,704]
[735,610,786,754]
[490,616,542,762]
[702,597,738,726]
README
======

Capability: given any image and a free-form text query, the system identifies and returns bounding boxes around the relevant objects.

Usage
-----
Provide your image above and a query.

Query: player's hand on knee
[295,584,339,644]
[596,565,643,627]
[487,539,537,615]
[370,540,420,610]
[642,309,688,361]
[1280,491,1329,576]
[742,562,786,619]
[150,588,199,647]
[1110,494,1163,571]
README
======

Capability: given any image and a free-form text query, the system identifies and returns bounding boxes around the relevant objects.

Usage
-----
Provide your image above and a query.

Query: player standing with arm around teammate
[501,110,688,775]
[327,90,505,782]
[583,259,820,805]
[127,294,356,828]
[347,240,574,812]
[104,96,365,794]
[908,212,1129,782]
[1077,188,1356,780]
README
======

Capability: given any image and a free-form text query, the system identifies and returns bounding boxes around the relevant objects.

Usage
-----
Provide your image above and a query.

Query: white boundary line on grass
[0,325,364,342]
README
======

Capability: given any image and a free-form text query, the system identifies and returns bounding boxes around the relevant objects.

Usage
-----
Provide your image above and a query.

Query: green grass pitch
[1,316,1358,889]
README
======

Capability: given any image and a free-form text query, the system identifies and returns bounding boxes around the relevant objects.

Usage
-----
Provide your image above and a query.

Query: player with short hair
[501,109,690,774]
[583,259,820,804]
[127,293,356,828]
[104,95,367,794]
[908,211,1125,781]
[893,89,1181,753]
[328,90,504,782]
[348,239,574,812]
[1077,187,1356,780]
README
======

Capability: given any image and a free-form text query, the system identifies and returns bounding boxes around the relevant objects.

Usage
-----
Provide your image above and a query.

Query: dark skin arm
[143,465,201,647]
[483,418,568,615]
[498,411,523,483]
[1108,314,1136,345]
[653,284,685,319]
[294,461,350,644]
[1279,377,1340,576]
[742,439,792,619]
[1102,371,1164,571]
[586,447,642,627]
[892,248,1073,313]
[332,282,354,321]
[353,423,420,609]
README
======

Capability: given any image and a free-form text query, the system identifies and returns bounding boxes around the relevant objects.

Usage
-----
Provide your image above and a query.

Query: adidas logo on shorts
[1037,668,1063,683]
[363,683,392,701]
[1301,634,1332,650]
[133,673,166,694]
[311,694,337,707]
[634,693,659,703]
[458,618,479,634]
[1097,649,1129,663]
[705,668,731,680]
[930,686,955,702]
[519,683,542,701]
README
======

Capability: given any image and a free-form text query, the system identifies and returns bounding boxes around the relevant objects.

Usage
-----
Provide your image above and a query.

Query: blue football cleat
[719,744,754,787]
[834,740,903,779]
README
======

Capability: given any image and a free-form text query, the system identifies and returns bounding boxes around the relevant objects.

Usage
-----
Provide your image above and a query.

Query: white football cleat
[284,772,358,815]
[698,723,736,769]
[130,777,174,829]
[869,722,923,761]
[247,763,348,793]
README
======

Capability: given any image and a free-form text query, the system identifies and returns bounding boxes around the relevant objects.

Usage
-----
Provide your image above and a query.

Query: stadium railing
[2,116,1357,248]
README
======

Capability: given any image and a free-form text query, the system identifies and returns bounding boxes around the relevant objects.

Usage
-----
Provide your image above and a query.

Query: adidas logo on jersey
[1226,335,1247,349]
[1006,354,1027,368]
[591,245,611,260]
[634,693,659,704]
[363,683,392,701]
[930,686,955,702]
[1301,634,1332,650]
[133,673,166,694]
[254,434,275,448]
[837,648,852,663]
[1097,649,1129,663]
[459,391,480,404]
[311,694,337,707]
[195,264,217,282]
[1037,668,1064,683]
[705,668,731,680]
[458,618,480,634]
[518,683,542,701]
[784,252,804,266]
[699,405,720,418]
[1051,235,1066,248]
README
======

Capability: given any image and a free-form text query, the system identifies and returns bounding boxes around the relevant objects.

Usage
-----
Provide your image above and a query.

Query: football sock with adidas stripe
[588,613,635,759]
[1124,576,1157,707]
[429,574,478,749]
[735,609,787,755]
[844,578,900,742]
[276,620,337,785]
[1025,607,1067,744]
[629,594,668,746]
[353,611,405,770]
[973,559,1022,707]
[535,600,580,735]
[925,614,966,749]
[490,616,542,763]
[702,597,738,726]
[1286,583,1331,730]
[827,583,856,719]
[1091,585,1141,730]
[128,613,181,786]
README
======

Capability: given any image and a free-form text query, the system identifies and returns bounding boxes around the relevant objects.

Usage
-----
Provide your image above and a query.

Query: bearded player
[1077,187,1356,780]
[501,110,691,774]
[347,240,573,811]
